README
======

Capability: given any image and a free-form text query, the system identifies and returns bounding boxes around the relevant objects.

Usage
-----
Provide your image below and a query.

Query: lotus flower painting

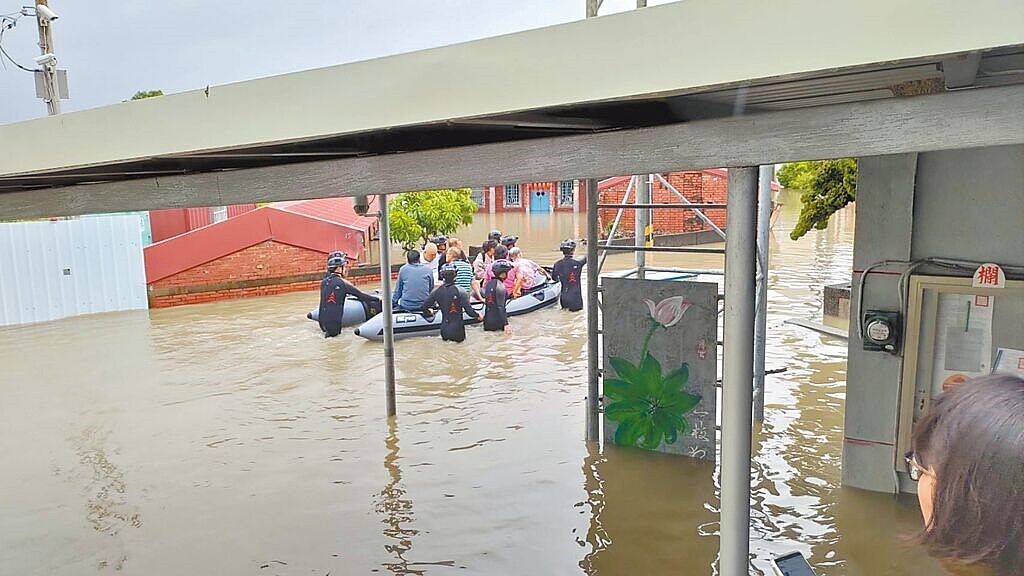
[602,280,718,459]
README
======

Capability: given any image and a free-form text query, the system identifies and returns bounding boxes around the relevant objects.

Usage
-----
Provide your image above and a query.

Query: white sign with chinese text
[972,263,1006,289]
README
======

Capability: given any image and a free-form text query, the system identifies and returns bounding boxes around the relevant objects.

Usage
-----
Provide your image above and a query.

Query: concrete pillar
[489,186,496,215]
[720,167,758,576]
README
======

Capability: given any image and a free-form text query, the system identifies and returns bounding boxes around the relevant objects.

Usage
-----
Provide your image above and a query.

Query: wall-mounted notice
[930,293,994,395]
[602,278,718,461]
[993,347,1024,377]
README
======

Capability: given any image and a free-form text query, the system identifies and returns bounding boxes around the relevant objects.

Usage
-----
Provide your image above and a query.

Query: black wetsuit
[423,283,477,342]
[551,255,586,312]
[318,274,380,337]
[482,277,509,331]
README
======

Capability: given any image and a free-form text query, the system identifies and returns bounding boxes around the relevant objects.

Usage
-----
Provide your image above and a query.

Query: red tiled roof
[144,204,371,284]
[274,196,379,232]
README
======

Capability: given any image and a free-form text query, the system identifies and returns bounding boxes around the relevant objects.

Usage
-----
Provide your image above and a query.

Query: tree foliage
[130,90,164,100]
[387,189,477,250]
[782,159,858,240]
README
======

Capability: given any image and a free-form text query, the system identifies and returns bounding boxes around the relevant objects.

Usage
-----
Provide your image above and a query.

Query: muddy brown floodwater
[1,191,953,575]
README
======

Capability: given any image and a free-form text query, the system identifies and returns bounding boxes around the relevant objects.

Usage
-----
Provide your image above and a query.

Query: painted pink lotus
[644,296,691,328]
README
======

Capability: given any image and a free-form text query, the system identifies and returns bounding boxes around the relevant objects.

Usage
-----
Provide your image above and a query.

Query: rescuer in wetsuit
[318,253,381,338]
[551,239,586,312]
[483,260,513,334]
[423,264,482,343]
[323,251,344,279]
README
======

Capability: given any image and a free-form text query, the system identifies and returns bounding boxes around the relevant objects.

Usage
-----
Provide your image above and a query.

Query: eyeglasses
[904,450,929,482]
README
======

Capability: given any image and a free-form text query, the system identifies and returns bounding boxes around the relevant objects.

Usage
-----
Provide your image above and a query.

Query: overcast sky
[0,0,675,125]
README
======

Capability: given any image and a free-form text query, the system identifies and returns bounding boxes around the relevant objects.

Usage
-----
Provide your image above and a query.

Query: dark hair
[482,239,498,255]
[407,250,421,264]
[911,373,1024,576]
[494,245,509,260]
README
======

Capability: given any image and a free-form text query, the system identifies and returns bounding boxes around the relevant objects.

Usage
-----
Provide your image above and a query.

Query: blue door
[530,189,550,212]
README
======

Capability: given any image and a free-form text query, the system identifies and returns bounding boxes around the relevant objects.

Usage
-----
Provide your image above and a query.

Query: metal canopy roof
[1,0,1022,198]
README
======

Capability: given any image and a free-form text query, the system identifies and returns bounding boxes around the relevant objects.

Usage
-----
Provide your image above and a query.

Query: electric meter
[862,310,901,353]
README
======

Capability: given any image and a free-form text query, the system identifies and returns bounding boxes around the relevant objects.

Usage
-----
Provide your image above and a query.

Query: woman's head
[910,373,1024,575]
[494,245,509,261]
[508,247,522,261]
[482,239,498,256]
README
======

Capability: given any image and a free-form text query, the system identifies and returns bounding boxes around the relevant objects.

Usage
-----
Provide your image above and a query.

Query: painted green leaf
[602,378,632,401]
[608,356,640,383]
[604,354,702,451]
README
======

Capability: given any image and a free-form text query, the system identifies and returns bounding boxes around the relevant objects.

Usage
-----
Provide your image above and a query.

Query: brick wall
[148,240,394,308]
[598,171,728,237]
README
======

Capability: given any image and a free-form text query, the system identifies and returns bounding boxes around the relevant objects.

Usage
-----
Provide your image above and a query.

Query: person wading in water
[423,264,482,343]
[318,253,380,338]
[551,239,586,312]
[483,260,513,334]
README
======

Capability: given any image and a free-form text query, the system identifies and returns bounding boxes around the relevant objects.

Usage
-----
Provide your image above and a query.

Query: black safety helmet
[488,230,502,242]
[432,235,448,247]
[440,264,458,284]
[492,260,514,277]
[500,235,518,247]
[327,255,346,270]
[559,239,576,253]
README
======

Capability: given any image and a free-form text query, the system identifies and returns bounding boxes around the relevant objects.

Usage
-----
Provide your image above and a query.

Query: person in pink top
[484,246,518,296]
[509,247,550,294]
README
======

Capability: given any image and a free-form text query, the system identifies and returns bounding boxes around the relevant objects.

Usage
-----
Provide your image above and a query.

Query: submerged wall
[844,144,1024,493]
[0,216,148,326]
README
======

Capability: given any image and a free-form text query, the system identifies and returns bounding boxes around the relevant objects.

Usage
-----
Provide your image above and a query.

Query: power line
[0,13,37,73]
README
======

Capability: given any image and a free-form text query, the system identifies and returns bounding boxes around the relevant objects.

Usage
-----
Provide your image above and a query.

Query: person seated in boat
[423,264,483,343]
[483,260,513,334]
[432,236,449,274]
[500,235,518,250]
[473,240,498,281]
[422,242,440,282]
[551,239,586,312]
[485,246,519,295]
[318,253,381,338]
[392,249,434,312]
[449,237,468,261]
[447,247,483,301]
[508,247,550,297]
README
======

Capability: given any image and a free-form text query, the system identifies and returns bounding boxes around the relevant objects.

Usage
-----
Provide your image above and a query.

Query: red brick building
[474,180,583,213]
[597,170,734,236]
[144,197,379,308]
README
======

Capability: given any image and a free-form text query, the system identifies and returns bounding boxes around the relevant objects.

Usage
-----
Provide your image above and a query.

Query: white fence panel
[0,216,147,326]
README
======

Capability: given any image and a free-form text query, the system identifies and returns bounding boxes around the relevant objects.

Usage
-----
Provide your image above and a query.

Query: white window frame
[211,206,228,223]
[503,184,521,208]
[558,180,575,207]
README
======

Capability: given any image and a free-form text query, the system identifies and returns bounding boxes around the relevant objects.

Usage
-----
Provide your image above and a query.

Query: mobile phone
[770,551,817,576]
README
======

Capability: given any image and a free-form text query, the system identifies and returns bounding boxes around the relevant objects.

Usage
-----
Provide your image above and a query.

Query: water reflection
[376,419,422,575]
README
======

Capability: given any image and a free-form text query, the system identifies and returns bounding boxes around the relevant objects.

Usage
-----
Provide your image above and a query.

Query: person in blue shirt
[392,249,434,311]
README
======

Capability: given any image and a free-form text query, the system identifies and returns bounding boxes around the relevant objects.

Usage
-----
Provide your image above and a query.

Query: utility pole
[34,0,61,115]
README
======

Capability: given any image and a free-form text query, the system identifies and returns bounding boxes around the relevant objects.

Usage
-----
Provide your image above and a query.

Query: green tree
[387,189,477,250]
[130,90,164,100]
[782,159,858,240]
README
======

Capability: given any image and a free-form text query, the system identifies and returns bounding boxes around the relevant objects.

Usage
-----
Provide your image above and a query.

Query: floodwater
[0,190,950,575]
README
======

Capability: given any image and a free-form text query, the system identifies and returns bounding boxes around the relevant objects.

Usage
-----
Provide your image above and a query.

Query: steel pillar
[585,177,600,442]
[378,194,397,417]
[635,175,650,279]
[753,166,773,422]
[720,167,758,576]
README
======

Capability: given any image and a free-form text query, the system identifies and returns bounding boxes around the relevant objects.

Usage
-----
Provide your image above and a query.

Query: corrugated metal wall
[0,216,148,327]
